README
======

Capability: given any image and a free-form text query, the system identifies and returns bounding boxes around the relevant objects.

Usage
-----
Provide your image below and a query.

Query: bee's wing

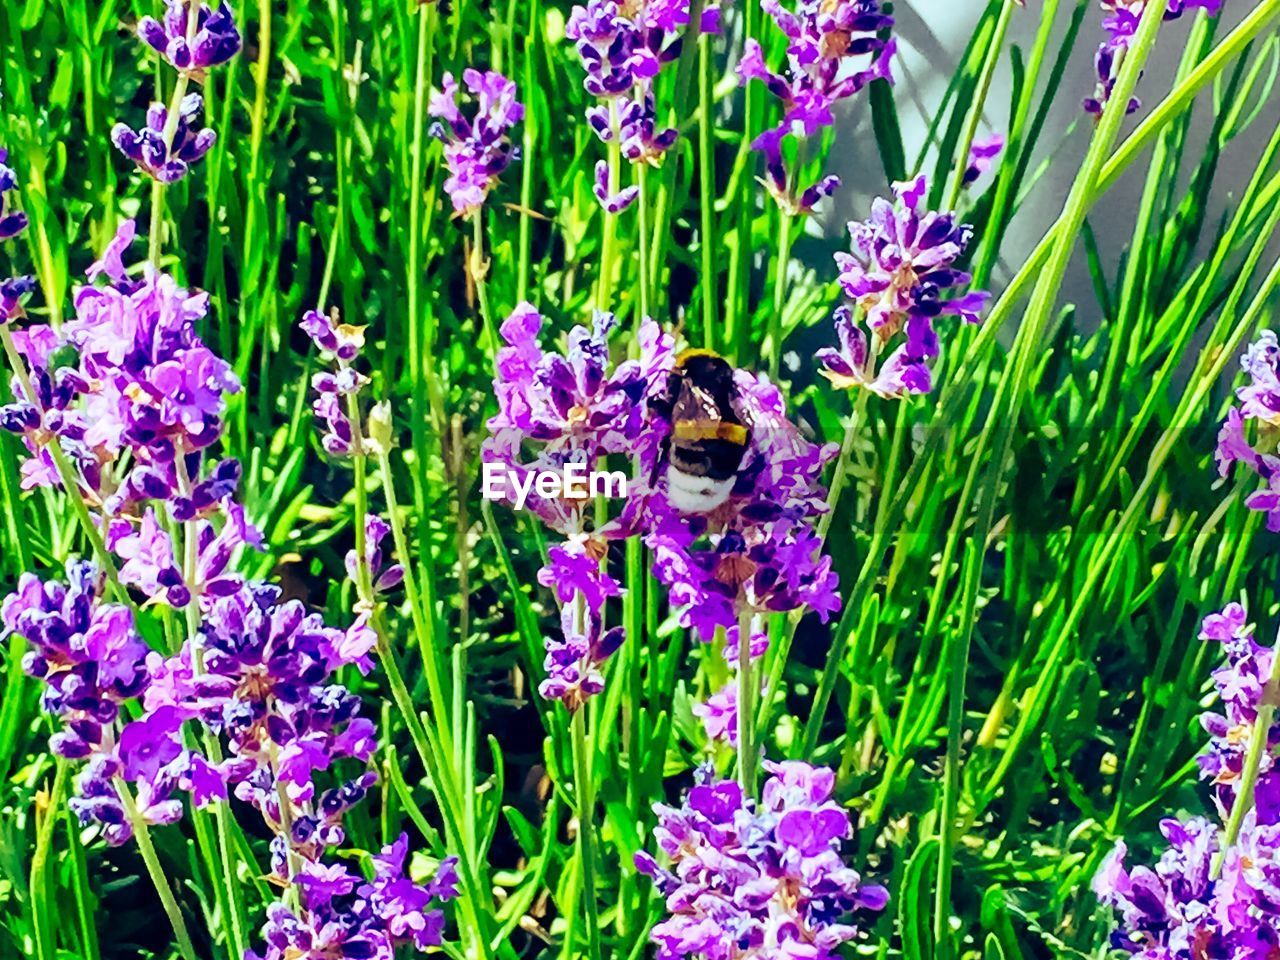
[672,376,731,425]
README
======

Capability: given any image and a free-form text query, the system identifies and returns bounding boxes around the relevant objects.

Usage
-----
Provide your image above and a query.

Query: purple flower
[300,306,369,457]
[0,559,194,842]
[484,303,673,534]
[0,147,28,240]
[692,680,738,745]
[119,705,186,782]
[963,133,1004,185]
[738,0,895,212]
[345,514,405,595]
[301,308,366,363]
[248,838,457,960]
[636,761,887,959]
[536,539,625,710]
[112,93,216,183]
[639,369,841,643]
[429,69,523,217]
[138,0,242,73]
[309,367,365,456]
[1084,1,1222,115]
[1096,603,1280,956]
[107,508,190,606]
[817,305,933,397]
[0,275,35,324]
[64,221,240,465]
[594,159,639,214]
[1215,331,1280,530]
[820,175,987,396]
[567,0,690,198]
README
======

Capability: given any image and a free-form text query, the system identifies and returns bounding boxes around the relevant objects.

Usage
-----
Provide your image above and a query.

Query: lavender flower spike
[112,93,217,183]
[820,175,988,397]
[0,147,29,240]
[429,69,524,217]
[1084,0,1222,115]
[138,0,242,73]
[1215,331,1280,531]
[637,761,888,959]
[738,0,895,212]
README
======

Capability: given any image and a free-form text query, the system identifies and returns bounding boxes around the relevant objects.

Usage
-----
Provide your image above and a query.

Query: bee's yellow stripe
[676,347,724,364]
[672,420,749,444]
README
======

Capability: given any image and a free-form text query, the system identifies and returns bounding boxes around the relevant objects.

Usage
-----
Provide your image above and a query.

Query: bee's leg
[649,435,669,487]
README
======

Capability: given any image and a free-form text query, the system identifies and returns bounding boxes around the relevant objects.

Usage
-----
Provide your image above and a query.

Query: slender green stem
[637,161,652,326]
[471,210,499,354]
[596,101,623,313]
[931,3,1170,953]
[942,0,1017,211]
[375,447,451,750]
[407,0,445,522]
[116,780,200,960]
[30,761,69,960]
[736,608,757,793]
[148,178,166,267]
[571,706,602,960]
[767,211,794,380]
[697,32,716,349]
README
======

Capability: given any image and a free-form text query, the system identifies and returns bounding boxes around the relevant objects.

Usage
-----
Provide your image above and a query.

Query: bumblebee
[649,349,752,513]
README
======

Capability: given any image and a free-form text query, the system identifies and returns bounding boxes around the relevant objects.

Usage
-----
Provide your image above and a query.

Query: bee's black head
[676,349,736,388]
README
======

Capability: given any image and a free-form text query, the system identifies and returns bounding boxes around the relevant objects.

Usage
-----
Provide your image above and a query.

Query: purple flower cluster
[1084,1,1222,115]
[963,134,1004,187]
[139,0,243,73]
[693,680,738,745]
[1197,604,1280,819]
[641,369,841,646]
[485,303,672,535]
[249,834,459,960]
[112,93,217,183]
[0,147,28,241]
[818,176,987,398]
[0,147,33,326]
[0,221,240,505]
[1094,603,1280,956]
[484,304,671,707]
[636,761,888,959]
[738,0,895,215]
[566,0,714,210]
[302,307,369,456]
[1215,331,1280,530]
[2,559,196,843]
[428,69,524,217]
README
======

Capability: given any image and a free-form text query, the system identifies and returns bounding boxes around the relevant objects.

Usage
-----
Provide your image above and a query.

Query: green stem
[697,32,716,349]
[767,211,794,381]
[407,0,446,552]
[116,780,199,960]
[931,2,1171,953]
[571,706,602,960]
[942,0,1017,211]
[375,447,452,751]
[736,608,757,793]
[637,159,652,326]
[596,101,623,313]
[30,762,69,960]
[471,210,499,354]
